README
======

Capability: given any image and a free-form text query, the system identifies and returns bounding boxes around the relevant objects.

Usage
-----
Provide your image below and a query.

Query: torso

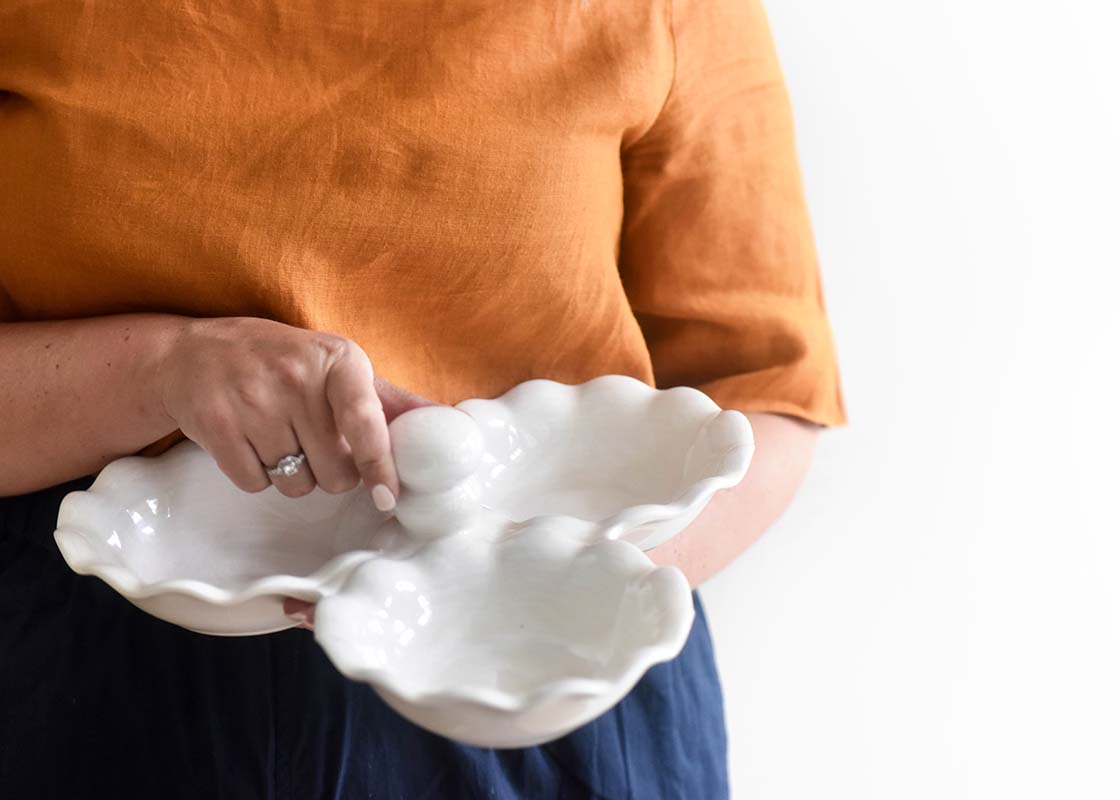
[0,0,673,407]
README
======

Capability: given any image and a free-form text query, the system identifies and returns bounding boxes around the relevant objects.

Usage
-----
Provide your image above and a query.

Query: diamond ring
[266,452,307,478]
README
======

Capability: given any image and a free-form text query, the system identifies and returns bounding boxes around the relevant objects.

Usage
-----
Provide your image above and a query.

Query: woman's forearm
[647,412,820,587]
[0,314,184,496]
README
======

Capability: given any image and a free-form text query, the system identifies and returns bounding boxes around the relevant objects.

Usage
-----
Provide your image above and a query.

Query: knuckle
[200,408,238,439]
[316,333,357,365]
[234,380,270,412]
[353,453,390,475]
[331,334,360,358]
[273,358,307,391]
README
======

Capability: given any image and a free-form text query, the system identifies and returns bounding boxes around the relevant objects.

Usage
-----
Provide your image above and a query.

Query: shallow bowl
[313,523,694,747]
[456,375,754,550]
[53,443,405,635]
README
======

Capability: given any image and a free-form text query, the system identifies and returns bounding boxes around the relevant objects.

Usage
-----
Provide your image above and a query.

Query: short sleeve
[619,0,846,426]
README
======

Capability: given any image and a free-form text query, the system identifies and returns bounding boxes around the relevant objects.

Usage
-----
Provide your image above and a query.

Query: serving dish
[53,375,753,743]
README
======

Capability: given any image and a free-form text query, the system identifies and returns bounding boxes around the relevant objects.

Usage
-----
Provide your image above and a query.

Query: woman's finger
[283,597,316,630]
[189,406,272,493]
[247,421,316,498]
[292,388,360,495]
[324,348,399,507]
[374,375,435,421]
[207,436,273,494]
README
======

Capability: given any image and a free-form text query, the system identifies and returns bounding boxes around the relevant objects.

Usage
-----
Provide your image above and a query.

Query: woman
[0,0,845,797]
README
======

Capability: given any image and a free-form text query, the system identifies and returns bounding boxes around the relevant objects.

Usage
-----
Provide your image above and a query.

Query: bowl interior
[62,444,392,587]
[461,382,728,523]
[316,528,679,696]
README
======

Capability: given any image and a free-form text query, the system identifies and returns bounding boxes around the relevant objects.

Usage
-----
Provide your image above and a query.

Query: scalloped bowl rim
[314,542,696,714]
[53,528,376,606]
[458,376,755,542]
[53,375,754,608]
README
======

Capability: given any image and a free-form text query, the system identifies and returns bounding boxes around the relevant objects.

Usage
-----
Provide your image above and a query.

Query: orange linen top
[0,0,845,455]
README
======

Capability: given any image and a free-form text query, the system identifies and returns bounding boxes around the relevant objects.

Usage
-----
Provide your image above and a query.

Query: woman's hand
[158,316,428,506]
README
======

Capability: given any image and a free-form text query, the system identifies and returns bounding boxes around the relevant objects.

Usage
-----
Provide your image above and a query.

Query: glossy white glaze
[456,375,754,550]
[313,523,694,747]
[53,375,754,743]
[390,406,486,539]
[53,443,413,634]
[381,375,756,550]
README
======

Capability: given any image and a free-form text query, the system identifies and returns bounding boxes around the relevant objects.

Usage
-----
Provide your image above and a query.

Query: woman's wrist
[0,313,195,494]
[647,412,819,586]
[150,314,196,432]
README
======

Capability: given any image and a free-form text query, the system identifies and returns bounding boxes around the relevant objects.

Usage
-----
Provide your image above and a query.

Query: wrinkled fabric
[0,479,729,799]
[1,1,844,796]
[0,0,845,447]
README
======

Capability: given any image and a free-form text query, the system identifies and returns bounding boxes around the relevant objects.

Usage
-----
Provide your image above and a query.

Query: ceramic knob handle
[389,406,485,493]
[393,478,482,540]
[388,405,485,539]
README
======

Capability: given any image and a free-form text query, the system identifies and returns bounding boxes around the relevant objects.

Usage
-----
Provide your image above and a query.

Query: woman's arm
[0,314,184,495]
[0,315,421,499]
[617,0,845,587]
[647,412,819,587]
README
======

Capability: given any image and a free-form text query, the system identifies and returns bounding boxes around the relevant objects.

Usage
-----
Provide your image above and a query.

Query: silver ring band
[266,452,307,478]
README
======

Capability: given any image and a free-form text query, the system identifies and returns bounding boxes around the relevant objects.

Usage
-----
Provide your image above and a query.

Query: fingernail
[371,483,397,512]
[286,609,308,624]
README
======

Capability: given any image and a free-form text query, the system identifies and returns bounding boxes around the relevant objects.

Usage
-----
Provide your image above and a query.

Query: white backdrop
[700,2,1120,798]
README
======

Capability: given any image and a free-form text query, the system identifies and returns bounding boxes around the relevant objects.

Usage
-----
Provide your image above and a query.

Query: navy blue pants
[0,478,729,799]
